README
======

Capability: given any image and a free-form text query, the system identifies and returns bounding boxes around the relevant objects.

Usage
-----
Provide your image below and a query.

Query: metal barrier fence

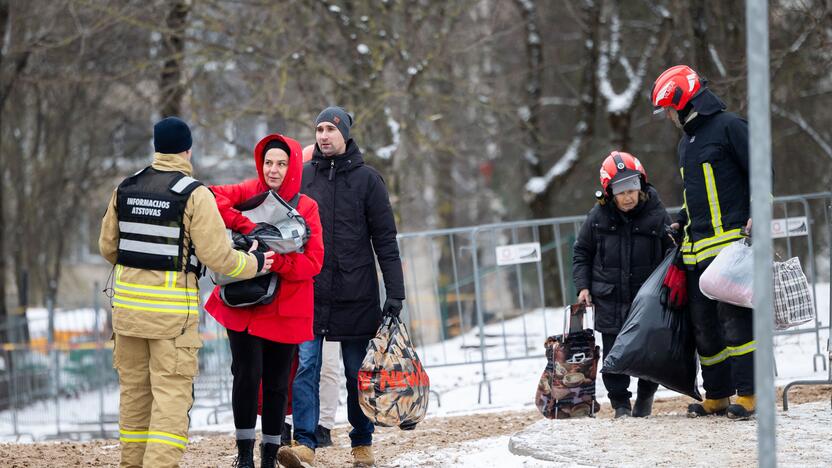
[397,192,832,403]
[0,192,830,439]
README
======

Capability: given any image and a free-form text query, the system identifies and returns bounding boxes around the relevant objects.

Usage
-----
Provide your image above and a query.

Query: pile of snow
[508,401,832,467]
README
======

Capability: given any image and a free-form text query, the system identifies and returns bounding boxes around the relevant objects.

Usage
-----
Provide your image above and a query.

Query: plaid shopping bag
[773,257,815,330]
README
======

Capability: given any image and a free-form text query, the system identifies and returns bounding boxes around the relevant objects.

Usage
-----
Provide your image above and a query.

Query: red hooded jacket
[204,134,324,344]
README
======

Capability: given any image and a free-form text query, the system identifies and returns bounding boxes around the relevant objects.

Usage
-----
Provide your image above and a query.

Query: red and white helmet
[599,151,646,194]
[651,65,702,114]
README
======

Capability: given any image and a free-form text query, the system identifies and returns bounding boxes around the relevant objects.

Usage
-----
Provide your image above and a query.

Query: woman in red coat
[204,133,323,468]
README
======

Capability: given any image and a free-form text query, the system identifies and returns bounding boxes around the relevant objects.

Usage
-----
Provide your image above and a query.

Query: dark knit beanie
[314,106,353,141]
[262,139,290,158]
[153,117,192,154]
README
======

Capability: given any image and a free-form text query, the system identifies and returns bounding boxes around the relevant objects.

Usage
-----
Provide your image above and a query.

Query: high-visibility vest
[115,167,203,273]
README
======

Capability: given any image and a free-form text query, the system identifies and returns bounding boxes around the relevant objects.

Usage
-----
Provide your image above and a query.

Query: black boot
[632,394,654,418]
[233,439,255,468]
[315,425,332,448]
[280,422,292,446]
[260,443,279,468]
[610,398,632,418]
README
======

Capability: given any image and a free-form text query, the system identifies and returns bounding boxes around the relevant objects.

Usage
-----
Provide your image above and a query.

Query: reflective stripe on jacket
[676,111,750,267]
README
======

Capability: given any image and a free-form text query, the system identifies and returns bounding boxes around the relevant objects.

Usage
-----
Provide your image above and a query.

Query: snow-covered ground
[505,400,832,467]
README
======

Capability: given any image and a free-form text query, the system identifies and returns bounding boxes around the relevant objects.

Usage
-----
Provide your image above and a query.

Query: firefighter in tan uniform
[99,117,274,467]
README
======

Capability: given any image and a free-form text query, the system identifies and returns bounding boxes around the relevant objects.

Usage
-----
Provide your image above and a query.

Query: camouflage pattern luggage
[535,304,601,419]
[358,315,430,428]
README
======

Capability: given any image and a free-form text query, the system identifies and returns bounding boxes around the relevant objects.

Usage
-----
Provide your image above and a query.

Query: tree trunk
[688,0,718,81]
[160,0,190,117]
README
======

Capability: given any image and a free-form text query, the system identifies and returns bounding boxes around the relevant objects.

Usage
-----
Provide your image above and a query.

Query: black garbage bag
[601,248,702,401]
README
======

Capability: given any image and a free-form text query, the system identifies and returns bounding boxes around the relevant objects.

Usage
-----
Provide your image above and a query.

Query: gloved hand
[232,231,270,253]
[660,262,688,310]
[382,298,403,318]
[666,224,683,246]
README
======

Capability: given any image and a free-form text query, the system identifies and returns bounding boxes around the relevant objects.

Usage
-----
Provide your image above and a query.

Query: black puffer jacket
[301,140,405,340]
[572,186,673,334]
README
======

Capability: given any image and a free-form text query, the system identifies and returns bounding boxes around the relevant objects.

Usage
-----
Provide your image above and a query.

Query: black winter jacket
[301,140,405,340]
[676,89,751,268]
[572,186,674,334]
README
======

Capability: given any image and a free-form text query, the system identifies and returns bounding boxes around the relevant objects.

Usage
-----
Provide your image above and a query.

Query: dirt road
[1,385,828,467]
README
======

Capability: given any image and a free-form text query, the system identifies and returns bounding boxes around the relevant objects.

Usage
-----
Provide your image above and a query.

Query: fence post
[94,281,106,437]
[471,229,491,404]
[47,283,60,436]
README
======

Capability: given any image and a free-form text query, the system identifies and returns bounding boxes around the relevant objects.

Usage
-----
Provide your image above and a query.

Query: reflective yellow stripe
[682,234,746,265]
[227,251,246,278]
[114,285,198,301]
[113,294,195,307]
[144,431,188,450]
[113,265,197,293]
[700,348,730,366]
[727,340,756,357]
[113,277,197,293]
[680,168,694,249]
[702,163,724,235]
[113,295,199,315]
[147,438,187,449]
[147,431,188,443]
[683,229,744,253]
[120,429,149,443]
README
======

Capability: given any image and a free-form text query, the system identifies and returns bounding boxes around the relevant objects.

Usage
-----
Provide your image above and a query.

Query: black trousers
[687,266,755,398]
[601,333,659,405]
[227,329,296,436]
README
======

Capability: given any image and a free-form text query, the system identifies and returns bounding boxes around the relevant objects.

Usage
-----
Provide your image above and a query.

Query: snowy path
[506,401,832,468]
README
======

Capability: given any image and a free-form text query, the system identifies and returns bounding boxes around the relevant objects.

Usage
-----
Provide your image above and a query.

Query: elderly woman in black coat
[572,151,674,418]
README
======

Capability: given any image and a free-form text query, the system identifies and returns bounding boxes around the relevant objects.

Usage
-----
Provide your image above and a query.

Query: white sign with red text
[496,242,542,266]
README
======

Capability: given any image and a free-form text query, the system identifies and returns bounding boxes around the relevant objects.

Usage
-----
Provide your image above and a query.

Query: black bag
[220,273,279,307]
[601,248,702,401]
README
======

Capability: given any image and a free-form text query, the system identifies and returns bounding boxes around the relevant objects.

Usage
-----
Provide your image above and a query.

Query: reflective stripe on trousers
[119,429,188,450]
[699,340,756,366]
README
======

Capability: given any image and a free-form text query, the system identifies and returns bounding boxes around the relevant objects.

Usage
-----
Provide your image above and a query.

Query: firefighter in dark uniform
[651,65,756,419]
[99,117,273,467]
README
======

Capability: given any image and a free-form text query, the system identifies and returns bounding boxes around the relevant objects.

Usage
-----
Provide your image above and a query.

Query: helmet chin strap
[669,110,683,129]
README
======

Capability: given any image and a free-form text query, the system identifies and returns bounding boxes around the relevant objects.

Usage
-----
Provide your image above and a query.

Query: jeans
[291,335,324,448]
[340,338,374,447]
[292,335,374,448]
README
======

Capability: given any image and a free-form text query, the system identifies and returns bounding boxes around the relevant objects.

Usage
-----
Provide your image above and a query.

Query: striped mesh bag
[773,257,815,330]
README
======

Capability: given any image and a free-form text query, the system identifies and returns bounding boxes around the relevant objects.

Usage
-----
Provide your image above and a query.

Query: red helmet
[651,65,702,113]
[599,151,646,194]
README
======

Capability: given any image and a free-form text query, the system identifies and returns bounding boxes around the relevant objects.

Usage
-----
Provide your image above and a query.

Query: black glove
[382,298,403,318]
[666,225,683,245]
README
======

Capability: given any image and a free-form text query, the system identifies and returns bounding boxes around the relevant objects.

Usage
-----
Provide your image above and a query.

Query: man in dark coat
[573,151,673,418]
[652,65,755,419]
[279,106,405,468]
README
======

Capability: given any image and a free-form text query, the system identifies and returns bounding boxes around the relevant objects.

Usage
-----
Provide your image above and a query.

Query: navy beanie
[315,106,353,141]
[153,117,193,154]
